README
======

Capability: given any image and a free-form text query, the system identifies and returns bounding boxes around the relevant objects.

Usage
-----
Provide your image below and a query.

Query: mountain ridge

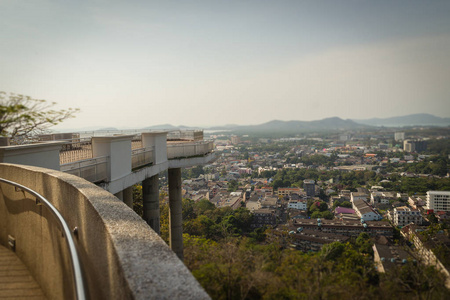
[351,113,450,127]
[55,114,449,133]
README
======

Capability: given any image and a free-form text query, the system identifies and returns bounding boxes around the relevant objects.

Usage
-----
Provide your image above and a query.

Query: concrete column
[143,175,160,234]
[114,190,123,201]
[123,186,133,208]
[168,168,183,261]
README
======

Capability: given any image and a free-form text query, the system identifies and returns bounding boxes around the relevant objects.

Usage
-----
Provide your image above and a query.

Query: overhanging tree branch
[0,91,79,139]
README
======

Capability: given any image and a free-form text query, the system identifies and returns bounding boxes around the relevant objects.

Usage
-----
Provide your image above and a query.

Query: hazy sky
[1,0,450,130]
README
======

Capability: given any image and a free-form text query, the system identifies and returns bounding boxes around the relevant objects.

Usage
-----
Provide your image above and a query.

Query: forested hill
[229,117,370,134]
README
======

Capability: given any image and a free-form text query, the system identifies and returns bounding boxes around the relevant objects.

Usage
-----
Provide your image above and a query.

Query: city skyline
[1,1,450,130]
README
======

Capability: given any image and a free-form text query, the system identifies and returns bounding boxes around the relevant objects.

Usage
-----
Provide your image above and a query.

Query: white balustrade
[132,147,155,169]
[167,141,214,159]
[61,156,109,182]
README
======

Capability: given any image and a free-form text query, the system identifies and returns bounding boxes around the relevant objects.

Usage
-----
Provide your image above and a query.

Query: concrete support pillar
[114,190,123,201]
[143,175,160,234]
[123,186,133,208]
[168,168,183,261]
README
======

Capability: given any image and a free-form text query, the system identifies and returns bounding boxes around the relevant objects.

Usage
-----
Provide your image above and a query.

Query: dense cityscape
[132,126,450,299]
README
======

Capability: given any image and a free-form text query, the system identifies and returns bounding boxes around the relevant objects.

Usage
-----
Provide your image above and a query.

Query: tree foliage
[0,92,78,139]
[184,235,449,299]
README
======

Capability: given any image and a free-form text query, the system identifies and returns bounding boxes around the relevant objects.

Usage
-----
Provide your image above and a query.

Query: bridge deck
[0,245,46,299]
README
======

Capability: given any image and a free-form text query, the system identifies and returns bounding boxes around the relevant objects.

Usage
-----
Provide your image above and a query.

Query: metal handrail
[0,178,86,300]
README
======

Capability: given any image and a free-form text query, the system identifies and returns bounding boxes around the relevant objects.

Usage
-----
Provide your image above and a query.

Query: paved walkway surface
[0,244,46,299]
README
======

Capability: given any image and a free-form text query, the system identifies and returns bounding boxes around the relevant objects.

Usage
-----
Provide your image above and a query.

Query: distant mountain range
[135,114,450,134]
[351,113,450,127]
[227,117,369,134]
[56,113,449,134]
[140,117,368,134]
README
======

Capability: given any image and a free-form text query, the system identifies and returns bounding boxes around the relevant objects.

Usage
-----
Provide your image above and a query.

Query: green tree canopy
[0,92,78,139]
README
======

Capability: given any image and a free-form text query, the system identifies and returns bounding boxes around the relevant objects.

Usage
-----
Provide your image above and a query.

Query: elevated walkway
[0,244,45,299]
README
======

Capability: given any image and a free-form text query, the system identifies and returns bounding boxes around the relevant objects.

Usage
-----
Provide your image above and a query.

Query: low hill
[231,117,369,134]
[352,113,450,127]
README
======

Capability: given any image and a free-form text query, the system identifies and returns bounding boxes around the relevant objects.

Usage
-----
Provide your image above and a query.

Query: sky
[1,0,450,130]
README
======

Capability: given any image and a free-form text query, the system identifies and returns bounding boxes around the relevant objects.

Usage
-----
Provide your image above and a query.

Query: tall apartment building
[394,132,405,141]
[230,135,240,145]
[404,140,427,153]
[426,191,450,212]
[303,179,315,197]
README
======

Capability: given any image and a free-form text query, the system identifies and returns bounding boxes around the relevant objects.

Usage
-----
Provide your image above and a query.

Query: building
[404,140,427,153]
[408,196,426,209]
[370,191,396,206]
[230,135,240,145]
[288,199,307,210]
[373,243,412,273]
[278,187,301,196]
[352,198,381,221]
[394,132,405,141]
[426,191,450,212]
[289,229,350,252]
[391,206,422,227]
[303,179,315,197]
[291,219,393,237]
[251,209,277,228]
[255,186,273,196]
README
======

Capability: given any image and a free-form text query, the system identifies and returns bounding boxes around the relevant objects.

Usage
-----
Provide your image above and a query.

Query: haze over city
[1,0,450,130]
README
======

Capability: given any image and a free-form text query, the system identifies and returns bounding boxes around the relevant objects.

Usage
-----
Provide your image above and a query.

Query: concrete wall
[92,135,133,181]
[142,132,168,164]
[0,163,209,300]
[0,142,64,170]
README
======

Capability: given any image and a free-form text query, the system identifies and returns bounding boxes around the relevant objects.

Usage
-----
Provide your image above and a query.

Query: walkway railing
[167,130,203,141]
[54,136,214,180]
[61,156,109,183]
[167,141,214,159]
[60,138,93,165]
[0,178,86,300]
[131,137,142,150]
[132,147,154,169]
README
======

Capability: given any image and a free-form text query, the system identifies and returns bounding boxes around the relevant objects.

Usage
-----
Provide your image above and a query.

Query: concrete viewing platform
[0,130,214,299]
[0,244,46,299]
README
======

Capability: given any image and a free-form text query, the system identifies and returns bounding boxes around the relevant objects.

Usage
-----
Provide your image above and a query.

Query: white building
[351,192,368,203]
[391,206,422,227]
[288,200,307,210]
[426,191,450,212]
[353,198,381,221]
[394,132,405,141]
[370,191,394,205]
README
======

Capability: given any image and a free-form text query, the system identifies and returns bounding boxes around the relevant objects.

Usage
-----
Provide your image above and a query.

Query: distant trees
[182,165,205,180]
[381,177,450,194]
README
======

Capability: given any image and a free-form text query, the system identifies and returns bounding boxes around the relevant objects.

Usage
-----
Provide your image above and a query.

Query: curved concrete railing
[0,163,209,300]
[0,177,86,300]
